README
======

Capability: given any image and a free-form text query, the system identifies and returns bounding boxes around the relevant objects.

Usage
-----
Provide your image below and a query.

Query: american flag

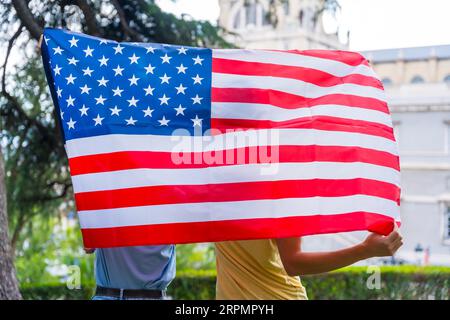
[41,28,400,248]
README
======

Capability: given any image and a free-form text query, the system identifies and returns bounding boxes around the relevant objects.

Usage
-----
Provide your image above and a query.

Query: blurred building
[218,2,450,265]
[363,46,450,265]
[218,0,346,50]
[282,46,450,266]
[305,47,450,266]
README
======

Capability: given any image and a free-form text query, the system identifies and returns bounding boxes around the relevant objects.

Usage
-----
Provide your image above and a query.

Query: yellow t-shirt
[215,239,308,300]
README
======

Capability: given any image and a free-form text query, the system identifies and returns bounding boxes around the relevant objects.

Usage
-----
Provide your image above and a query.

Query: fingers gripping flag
[41,28,401,248]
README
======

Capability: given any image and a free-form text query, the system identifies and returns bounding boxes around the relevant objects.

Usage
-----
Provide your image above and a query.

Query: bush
[20,266,450,300]
[304,266,450,300]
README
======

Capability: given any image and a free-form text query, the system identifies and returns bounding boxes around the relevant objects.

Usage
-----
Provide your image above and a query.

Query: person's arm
[276,230,403,276]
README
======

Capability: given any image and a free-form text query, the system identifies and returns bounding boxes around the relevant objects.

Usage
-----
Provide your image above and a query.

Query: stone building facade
[362,46,450,265]
[218,0,345,50]
[218,1,450,265]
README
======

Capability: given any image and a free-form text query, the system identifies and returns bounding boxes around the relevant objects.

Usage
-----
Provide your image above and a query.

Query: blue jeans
[92,290,169,300]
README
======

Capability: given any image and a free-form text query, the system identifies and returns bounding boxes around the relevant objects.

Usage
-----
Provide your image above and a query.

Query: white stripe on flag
[212,49,378,79]
[71,162,400,193]
[211,102,393,127]
[212,73,387,102]
[78,195,400,229]
[65,129,399,158]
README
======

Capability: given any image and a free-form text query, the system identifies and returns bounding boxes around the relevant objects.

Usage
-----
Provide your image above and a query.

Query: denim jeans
[92,290,168,300]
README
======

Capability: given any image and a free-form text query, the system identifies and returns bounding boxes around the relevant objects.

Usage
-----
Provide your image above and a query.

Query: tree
[0,0,231,299]
[0,149,21,299]
[1,0,231,243]
[0,0,340,299]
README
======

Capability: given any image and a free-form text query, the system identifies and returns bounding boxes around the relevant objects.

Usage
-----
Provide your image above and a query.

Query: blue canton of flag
[41,28,212,140]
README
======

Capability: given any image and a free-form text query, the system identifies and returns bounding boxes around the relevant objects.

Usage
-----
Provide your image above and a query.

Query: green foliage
[19,266,450,300]
[0,0,232,262]
[176,244,216,271]
[304,265,450,300]
[15,214,94,286]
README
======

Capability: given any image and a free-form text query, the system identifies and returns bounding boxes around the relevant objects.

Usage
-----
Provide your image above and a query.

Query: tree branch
[10,212,29,255]
[11,0,43,40]
[24,183,72,203]
[111,0,143,41]
[1,24,55,146]
[73,0,102,36]
[1,24,23,93]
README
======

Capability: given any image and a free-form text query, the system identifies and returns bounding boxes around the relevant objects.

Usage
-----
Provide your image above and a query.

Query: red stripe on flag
[274,49,370,67]
[211,88,389,113]
[80,212,397,248]
[75,178,400,211]
[69,145,399,175]
[212,58,382,89]
[212,116,395,140]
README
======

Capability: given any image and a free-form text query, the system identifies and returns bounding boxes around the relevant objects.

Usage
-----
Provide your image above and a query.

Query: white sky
[156,0,450,51]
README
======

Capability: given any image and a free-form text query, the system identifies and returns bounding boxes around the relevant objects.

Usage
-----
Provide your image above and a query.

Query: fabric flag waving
[41,28,401,248]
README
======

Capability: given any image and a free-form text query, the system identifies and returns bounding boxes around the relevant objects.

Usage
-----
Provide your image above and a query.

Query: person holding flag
[215,224,402,299]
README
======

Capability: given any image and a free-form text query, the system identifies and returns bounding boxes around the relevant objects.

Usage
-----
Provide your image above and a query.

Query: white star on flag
[98,55,109,66]
[191,94,203,104]
[114,44,124,54]
[175,84,187,94]
[193,55,204,65]
[53,46,64,55]
[97,77,109,87]
[127,96,139,107]
[176,64,187,74]
[93,114,104,126]
[177,47,188,55]
[174,104,186,116]
[125,116,137,125]
[80,84,91,94]
[129,53,140,64]
[66,95,75,107]
[53,65,62,75]
[158,94,170,105]
[161,54,172,64]
[144,85,155,96]
[145,64,155,74]
[112,86,124,96]
[143,107,154,117]
[66,118,76,129]
[158,116,170,126]
[68,57,79,65]
[191,115,203,127]
[128,75,139,86]
[83,46,94,57]
[66,74,77,84]
[69,36,79,47]
[82,67,94,76]
[95,95,106,105]
[109,106,122,116]
[113,65,124,76]
[192,74,203,84]
[160,73,171,84]
[79,104,89,116]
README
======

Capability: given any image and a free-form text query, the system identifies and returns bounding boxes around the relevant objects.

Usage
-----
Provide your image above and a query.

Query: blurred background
[0,0,449,299]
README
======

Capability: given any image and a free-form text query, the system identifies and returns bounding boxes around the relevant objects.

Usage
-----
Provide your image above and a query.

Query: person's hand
[84,248,95,254]
[361,229,403,258]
